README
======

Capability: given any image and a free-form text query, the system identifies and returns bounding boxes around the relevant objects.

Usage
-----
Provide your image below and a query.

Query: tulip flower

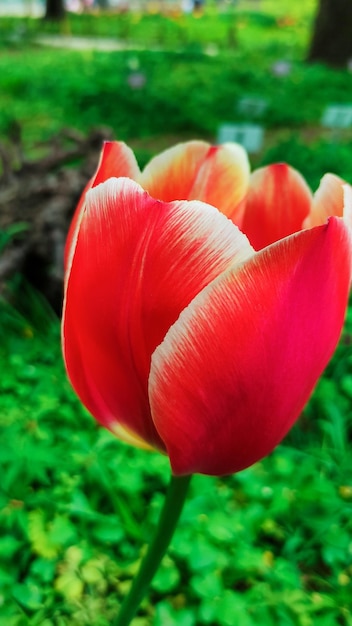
[62,140,352,625]
[62,140,352,477]
[241,164,349,249]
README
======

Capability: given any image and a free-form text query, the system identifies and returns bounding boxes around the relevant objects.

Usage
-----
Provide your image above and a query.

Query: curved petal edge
[149,217,352,476]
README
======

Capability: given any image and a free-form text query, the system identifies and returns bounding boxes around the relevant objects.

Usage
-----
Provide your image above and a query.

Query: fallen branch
[0,126,114,312]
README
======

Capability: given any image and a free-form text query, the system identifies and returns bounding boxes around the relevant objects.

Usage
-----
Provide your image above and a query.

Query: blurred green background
[0,1,352,624]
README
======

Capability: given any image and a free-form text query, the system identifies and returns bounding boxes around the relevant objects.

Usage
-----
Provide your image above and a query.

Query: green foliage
[0,0,351,189]
[0,224,28,254]
[0,0,315,54]
[1,1,352,623]
[0,292,352,625]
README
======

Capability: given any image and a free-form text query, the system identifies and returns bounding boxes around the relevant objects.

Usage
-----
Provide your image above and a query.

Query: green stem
[113,473,192,626]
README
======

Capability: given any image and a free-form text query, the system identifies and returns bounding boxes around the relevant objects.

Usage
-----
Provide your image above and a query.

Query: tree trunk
[45,0,65,20]
[307,0,352,67]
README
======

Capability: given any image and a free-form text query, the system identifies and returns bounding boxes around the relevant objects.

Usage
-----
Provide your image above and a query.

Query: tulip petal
[62,178,254,449]
[344,184,352,231]
[187,143,250,224]
[303,174,345,228]
[92,141,141,187]
[139,140,211,202]
[140,141,250,224]
[149,218,352,476]
[64,142,141,271]
[242,164,312,249]
[64,178,91,274]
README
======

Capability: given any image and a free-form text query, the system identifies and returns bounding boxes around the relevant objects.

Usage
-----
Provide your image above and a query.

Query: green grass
[0,1,352,188]
[1,49,352,189]
[1,1,352,623]
[0,288,352,625]
[0,0,316,51]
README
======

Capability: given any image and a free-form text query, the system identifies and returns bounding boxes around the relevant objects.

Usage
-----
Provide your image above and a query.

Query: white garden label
[217,123,264,153]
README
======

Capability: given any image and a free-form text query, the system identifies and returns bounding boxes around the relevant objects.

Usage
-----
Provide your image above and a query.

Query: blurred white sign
[217,123,264,153]
[237,96,268,118]
[321,105,352,129]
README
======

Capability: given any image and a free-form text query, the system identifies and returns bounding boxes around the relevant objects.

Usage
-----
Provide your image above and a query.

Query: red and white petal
[149,217,352,476]
[303,174,346,228]
[64,142,140,270]
[344,184,352,231]
[62,178,254,449]
[64,177,92,273]
[242,164,313,250]
[92,141,141,187]
[139,140,212,202]
[187,143,250,225]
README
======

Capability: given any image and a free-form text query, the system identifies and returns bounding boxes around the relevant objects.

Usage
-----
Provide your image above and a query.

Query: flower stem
[113,473,192,626]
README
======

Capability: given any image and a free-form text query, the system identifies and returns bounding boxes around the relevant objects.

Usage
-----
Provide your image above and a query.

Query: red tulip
[241,164,350,250]
[62,141,352,476]
[64,140,250,269]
